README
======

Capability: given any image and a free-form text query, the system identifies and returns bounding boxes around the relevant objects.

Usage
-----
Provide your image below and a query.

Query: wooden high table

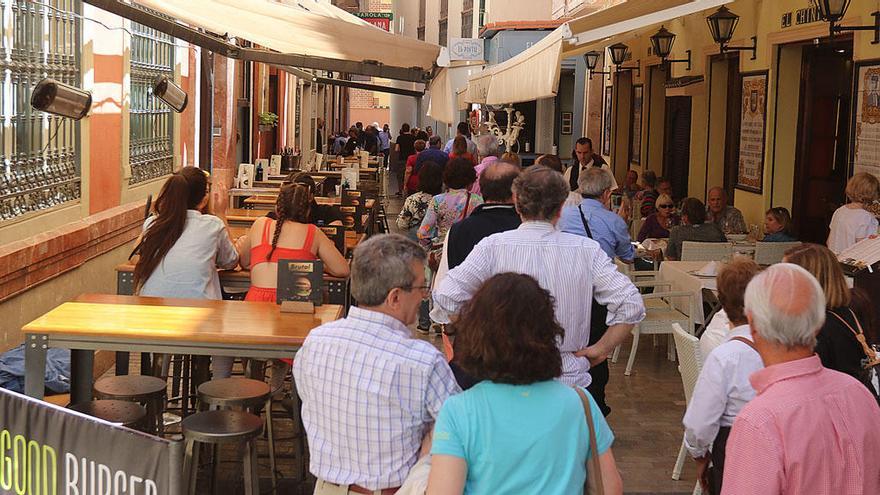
[22,294,343,403]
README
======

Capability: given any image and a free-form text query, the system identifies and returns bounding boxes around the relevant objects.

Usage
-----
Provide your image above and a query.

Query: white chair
[623,288,694,376]
[671,323,704,495]
[610,270,667,364]
[754,241,800,265]
[681,241,732,262]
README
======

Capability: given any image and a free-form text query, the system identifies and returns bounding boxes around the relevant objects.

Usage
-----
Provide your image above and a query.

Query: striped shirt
[292,307,460,490]
[432,221,645,386]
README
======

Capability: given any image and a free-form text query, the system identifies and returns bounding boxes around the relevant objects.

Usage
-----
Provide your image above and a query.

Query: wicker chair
[681,241,732,262]
[754,241,801,265]
[671,323,704,495]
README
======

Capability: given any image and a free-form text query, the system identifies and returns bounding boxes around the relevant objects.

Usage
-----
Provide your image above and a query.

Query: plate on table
[726,233,748,242]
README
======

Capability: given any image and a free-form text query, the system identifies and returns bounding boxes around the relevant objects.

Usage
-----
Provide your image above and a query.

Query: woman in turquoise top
[427,273,623,495]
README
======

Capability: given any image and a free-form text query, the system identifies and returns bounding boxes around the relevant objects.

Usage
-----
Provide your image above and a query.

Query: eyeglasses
[399,285,431,299]
[657,204,675,209]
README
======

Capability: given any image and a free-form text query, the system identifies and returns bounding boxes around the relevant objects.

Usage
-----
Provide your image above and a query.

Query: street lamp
[584,51,611,80]
[30,78,92,120]
[650,26,691,70]
[707,6,757,60]
[152,75,188,113]
[607,43,640,76]
[813,0,880,44]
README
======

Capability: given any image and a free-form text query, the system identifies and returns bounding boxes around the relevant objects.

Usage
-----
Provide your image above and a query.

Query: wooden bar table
[22,294,343,403]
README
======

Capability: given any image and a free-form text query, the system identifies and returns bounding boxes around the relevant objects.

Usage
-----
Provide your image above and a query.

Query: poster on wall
[736,72,768,193]
[631,85,643,164]
[852,61,880,180]
[602,86,613,157]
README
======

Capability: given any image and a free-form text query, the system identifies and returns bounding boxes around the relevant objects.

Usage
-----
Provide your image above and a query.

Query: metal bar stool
[69,400,147,430]
[182,409,263,495]
[93,375,167,436]
[197,377,277,489]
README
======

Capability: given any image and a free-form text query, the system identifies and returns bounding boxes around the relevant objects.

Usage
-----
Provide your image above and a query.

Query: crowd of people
[130,119,880,494]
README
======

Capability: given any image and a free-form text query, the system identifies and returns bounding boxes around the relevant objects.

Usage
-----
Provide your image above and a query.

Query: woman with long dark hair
[135,167,239,377]
[427,273,623,494]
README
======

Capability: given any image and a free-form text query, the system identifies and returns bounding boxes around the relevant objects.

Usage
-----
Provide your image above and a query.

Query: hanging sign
[0,387,182,494]
[355,12,392,32]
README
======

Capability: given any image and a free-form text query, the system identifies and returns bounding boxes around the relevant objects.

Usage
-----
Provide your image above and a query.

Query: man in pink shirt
[722,263,880,495]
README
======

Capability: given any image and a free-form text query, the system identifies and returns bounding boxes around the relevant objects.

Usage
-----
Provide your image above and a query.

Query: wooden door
[664,96,692,201]
[793,41,854,243]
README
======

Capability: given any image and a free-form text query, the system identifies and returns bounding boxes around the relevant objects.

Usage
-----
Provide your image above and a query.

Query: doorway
[664,96,692,201]
[792,39,854,243]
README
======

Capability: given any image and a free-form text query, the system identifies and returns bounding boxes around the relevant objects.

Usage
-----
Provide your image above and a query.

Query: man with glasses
[558,167,635,416]
[294,234,460,495]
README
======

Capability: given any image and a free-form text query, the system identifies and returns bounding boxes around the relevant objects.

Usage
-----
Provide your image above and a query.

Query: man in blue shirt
[559,166,634,417]
[414,135,449,175]
[443,121,478,156]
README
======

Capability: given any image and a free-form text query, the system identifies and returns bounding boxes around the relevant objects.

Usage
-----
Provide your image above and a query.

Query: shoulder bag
[573,386,605,495]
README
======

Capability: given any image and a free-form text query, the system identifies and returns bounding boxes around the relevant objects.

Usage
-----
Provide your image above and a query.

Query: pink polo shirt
[722,355,880,495]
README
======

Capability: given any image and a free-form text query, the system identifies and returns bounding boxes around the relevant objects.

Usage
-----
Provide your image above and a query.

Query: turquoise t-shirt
[431,380,614,495]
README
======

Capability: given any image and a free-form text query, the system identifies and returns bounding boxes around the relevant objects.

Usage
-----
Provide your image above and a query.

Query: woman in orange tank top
[235,183,350,390]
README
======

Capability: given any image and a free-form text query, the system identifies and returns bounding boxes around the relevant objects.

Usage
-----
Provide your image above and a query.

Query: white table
[659,261,719,325]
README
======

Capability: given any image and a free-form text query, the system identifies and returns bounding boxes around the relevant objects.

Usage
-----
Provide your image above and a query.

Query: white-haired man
[722,263,880,495]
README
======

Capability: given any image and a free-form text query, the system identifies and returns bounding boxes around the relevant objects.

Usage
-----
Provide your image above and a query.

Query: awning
[467,0,733,104]
[456,88,468,111]
[85,0,440,82]
[426,67,454,124]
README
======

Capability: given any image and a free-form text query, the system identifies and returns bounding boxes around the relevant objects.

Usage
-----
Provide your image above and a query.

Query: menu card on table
[342,189,363,206]
[333,205,365,233]
[277,259,324,305]
[319,225,347,254]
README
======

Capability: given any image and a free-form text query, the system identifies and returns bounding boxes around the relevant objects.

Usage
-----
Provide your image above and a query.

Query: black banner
[0,388,182,494]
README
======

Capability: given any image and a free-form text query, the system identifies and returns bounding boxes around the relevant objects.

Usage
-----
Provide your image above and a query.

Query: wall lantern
[152,75,188,113]
[30,78,92,120]
[650,26,691,70]
[584,51,611,80]
[607,43,640,76]
[707,6,757,60]
[813,0,880,44]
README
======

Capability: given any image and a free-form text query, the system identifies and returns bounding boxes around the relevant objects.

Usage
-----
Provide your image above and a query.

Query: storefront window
[129,18,174,184]
[0,0,82,221]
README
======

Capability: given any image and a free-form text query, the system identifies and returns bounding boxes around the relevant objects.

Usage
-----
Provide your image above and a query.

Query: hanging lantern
[608,43,630,66]
[650,26,676,59]
[707,6,740,46]
[583,51,601,70]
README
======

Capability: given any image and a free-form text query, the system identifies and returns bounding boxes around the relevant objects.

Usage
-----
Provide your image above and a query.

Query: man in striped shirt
[432,166,645,388]
[293,235,460,495]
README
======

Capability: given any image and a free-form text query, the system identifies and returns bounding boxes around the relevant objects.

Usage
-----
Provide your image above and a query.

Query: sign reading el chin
[449,38,484,62]
[0,388,181,495]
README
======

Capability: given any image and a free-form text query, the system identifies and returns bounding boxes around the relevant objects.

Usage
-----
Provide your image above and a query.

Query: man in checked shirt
[432,166,645,391]
[294,235,460,495]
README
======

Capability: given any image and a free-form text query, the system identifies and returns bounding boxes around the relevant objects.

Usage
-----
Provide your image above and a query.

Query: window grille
[129,18,174,184]
[0,0,82,221]
[438,19,448,47]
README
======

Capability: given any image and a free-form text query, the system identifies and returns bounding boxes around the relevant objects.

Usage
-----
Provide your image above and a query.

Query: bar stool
[182,409,263,495]
[94,375,167,435]
[196,378,276,488]
[69,400,147,430]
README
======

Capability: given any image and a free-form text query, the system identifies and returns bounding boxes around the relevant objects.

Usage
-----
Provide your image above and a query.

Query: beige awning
[466,0,732,105]
[456,88,468,111]
[128,0,440,80]
[426,67,454,124]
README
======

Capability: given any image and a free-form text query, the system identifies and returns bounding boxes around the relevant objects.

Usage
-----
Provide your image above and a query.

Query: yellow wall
[595,0,880,228]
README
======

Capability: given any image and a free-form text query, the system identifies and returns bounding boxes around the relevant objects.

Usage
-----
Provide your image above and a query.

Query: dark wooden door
[793,41,854,243]
[664,96,692,201]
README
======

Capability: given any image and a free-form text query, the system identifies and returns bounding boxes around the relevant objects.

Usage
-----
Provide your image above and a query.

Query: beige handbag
[574,386,605,495]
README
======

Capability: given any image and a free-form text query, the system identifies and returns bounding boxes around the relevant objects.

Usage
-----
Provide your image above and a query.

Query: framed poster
[851,60,880,180]
[602,86,613,157]
[630,85,644,164]
[736,72,768,193]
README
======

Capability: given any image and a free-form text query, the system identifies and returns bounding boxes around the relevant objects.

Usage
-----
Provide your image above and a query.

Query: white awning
[426,67,454,124]
[456,88,468,111]
[467,0,732,105]
[128,0,440,80]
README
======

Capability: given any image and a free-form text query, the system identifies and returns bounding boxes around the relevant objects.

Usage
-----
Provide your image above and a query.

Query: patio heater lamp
[707,6,757,60]
[608,43,640,76]
[813,0,880,44]
[152,75,188,113]
[30,78,92,120]
[650,26,691,71]
[584,51,611,80]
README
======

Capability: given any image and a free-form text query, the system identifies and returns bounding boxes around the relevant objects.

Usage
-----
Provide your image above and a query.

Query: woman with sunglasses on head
[637,193,679,242]
[427,273,623,495]
[134,167,239,377]
[762,207,796,242]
